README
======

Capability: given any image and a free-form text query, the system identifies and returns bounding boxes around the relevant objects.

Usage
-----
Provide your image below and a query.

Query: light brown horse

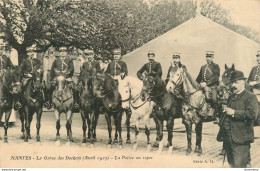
[52,71,74,144]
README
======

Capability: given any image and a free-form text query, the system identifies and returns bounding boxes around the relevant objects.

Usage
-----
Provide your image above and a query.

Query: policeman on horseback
[46,46,79,109]
[0,43,13,71]
[248,50,260,126]
[105,48,128,80]
[137,50,162,80]
[79,49,101,78]
[15,46,42,109]
[196,51,220,118]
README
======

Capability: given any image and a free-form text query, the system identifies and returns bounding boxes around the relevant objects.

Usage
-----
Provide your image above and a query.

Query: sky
[215,0,260,32]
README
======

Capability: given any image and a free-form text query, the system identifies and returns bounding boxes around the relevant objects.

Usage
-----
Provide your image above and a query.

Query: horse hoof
[86,138,90,142]
[36,136,40,142]
[4,139,8,143]
[147,144,152,151]
[133,143,137,150]
[113,139,118,143]
[20,134,25,139]
[28,135,32,139]
[82,139,87,143]
[93,138,97,142]
[24,139,28,142]
[126,139,131,144]
[108,139,112,145]
[186,148,192,155]
[168,146,173,154]
[153,141,159,148]
[55,140,60,146]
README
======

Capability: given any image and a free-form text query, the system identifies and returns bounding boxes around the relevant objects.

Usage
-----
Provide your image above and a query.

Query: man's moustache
[231,87,237,91]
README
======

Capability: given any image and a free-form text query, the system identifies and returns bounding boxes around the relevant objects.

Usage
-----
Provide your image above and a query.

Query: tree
[0,0,56,64]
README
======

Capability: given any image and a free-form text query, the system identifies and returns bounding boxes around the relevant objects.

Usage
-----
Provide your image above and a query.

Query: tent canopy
[122,15,260,80]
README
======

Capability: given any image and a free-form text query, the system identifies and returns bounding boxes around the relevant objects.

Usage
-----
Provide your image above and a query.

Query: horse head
[118,77,131,109]
[141,75,156,101]
[166,64,184,94]
[32,66,44,92]
[217,64,235,100]
[10,67,22,94]
[56,75,66,94]
[79,70,92,95]
[93,73,105,98]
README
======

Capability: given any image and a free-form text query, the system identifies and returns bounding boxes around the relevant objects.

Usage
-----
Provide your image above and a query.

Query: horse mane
[183,68,200,89]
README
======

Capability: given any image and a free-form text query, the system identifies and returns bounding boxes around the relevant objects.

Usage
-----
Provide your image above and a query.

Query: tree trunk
[17,46,27,66]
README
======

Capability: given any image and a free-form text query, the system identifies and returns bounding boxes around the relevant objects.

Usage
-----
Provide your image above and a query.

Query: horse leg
[167,116,174,153]
[133,119,139,150]
[93,108,100,141]
[105,112,112,144]
[66,110,73,142]
[113,115,118,143]
[24,106,30,142]
[28,111,33,139]
[184,122,192,155]
[195,121,203,155]
[81,110,87,143]
[4,110,12,143]
[117,111,123,146]
[89,111,95,145]
[54,109,61,141]
[158,119,164,153]
[152,115,160,148]
[145,116,151,151]
[125,109,132,144]
[36,107,42,142]
[19,109,25,139]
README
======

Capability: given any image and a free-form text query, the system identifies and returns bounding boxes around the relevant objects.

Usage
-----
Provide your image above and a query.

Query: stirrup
[14,102,22,110]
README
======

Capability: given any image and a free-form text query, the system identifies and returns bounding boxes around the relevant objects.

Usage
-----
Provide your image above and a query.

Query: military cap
[113,49,121,55]
[83,49,94,55]
[172,52,181,58]
[147,50,155,56]
[26,46,35,52]
[206,51,214,57]
[59,46,67,52]
[256,50,260,57]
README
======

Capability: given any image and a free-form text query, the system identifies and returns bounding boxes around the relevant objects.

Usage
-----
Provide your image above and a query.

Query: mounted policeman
[105,48,128,80]
[15,46,43,109]
[137,50,162,80]
[46,46,78,109]
[248,50,260,126]
[196,51,220,120]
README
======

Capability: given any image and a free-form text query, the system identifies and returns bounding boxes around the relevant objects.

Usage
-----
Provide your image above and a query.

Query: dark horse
[78,69,99,145]
[52,71,74,144]
[19,66,44,142]
[166,65,214,155]
[93,73,123,146]
[0,67,22,142]
[141,75,179,153]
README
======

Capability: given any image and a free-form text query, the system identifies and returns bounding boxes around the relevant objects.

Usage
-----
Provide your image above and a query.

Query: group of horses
[0,64,236,155]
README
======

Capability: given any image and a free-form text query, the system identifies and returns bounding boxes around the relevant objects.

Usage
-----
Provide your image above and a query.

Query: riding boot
[14,94,22,111]
[46,86,55,109]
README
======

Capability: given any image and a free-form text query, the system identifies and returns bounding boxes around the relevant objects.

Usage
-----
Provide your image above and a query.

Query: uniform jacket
[227,89,258,144]
[80,60,101,75]
[105,60,128,76]
[248,65,260,82]
[0,55,14,70]
[137,61,162,79]
[20,58,41,76]
[196,62,220,86]
[50,57,74,80]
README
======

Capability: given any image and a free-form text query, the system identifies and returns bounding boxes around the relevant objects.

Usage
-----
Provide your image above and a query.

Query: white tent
[122,15,260,80]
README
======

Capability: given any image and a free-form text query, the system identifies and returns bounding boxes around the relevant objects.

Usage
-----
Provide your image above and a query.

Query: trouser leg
[231,143,250,168]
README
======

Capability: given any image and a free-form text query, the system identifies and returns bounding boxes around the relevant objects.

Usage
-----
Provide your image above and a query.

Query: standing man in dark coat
[0,43,13,71]
[222,70,258,168]
[196,51,220,117]
[248,50,260,126]
[137,50,162,80]
[105,48,128,80]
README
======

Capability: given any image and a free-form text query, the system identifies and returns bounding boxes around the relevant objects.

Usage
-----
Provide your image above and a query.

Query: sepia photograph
[0,0,260,169]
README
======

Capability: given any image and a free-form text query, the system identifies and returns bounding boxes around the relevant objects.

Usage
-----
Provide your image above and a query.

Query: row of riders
[0,42,260,156]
